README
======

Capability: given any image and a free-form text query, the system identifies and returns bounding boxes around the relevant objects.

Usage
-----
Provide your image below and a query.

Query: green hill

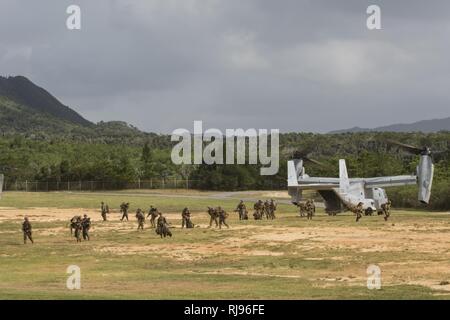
[0,75,91,126]
[0,75,167,145]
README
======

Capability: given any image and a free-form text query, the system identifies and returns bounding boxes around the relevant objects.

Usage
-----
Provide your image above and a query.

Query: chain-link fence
[2,178,287,192]
[3,178,195,192]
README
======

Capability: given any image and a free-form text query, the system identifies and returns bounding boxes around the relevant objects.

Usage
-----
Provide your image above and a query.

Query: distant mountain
[329,117,450,134]
[0,75,168,145]
[0,76,92,126]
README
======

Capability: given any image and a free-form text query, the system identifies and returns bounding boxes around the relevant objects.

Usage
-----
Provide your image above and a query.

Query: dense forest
[0,131,448,210]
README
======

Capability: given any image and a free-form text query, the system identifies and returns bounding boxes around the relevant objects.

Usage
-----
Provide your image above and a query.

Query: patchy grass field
[0,191,449,299]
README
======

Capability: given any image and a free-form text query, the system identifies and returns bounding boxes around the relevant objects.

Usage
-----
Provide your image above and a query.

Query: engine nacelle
[417,155,434,204]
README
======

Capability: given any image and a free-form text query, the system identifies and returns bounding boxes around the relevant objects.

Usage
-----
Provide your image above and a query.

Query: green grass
[0,191,449,300]
[0,190,275,212]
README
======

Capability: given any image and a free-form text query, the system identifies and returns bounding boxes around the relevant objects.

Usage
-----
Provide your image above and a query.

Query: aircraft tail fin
[287,159,303,204]
[287,159,303,186]
[339,159,350,192]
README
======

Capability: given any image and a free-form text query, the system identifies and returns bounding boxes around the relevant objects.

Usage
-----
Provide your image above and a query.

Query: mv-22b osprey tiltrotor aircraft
[287,141,435,215]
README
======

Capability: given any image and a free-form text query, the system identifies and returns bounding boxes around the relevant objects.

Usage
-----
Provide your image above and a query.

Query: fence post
[174,178,177,189]
[162,178,164,189]
[25,180,28,192]
[186,178,189,189]
[68,181,70,191]
[91,181,93,191]
[150,178,153,189]
[138,178,141,189]
[46,181,49,192]
[79,180,82,191]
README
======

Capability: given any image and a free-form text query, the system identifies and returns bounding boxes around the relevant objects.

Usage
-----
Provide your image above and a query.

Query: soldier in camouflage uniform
[297,202,307,217]
[147,206,159,228]
[305,199,316,220]
[217,206,229,229]
[183,207,195,228]
[269,199,277,219]
[135,208,145,231]
[207,206,219,227]
[181,207,190,228]
[70,215,81,235]
[120,202,130,221]
[22,216,34,244]
[73,216,83,242]
[235,200,248,220]
[381,200,392,221]
[100,202,109,221]
[353,202,364,222]
[156,212,172,238]
[81,214,91,241]
[253,200,264,220]
[305,199,314,220]
[263,200,271,219]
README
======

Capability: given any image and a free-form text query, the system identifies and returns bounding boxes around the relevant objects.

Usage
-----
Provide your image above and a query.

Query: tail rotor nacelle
[417,155,434,204]
[386,140,436,205]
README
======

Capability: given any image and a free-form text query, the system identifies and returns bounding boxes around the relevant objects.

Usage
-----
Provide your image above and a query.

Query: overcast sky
[1,0,449,133]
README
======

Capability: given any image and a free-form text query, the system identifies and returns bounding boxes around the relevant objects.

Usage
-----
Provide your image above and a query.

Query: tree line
[0,131,448,210]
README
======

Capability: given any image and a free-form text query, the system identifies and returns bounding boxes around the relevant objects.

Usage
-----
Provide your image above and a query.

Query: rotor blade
[293,150,309,159]
[284,148,325,166]
[386,139,423,155]
[303,157,325,167]
[284,148,309,159]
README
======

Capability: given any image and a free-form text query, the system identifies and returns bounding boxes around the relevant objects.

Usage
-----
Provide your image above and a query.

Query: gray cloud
[1,0,449,133]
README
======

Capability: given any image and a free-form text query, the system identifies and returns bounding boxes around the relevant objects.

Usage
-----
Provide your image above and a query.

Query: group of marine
[20,197,391,244]
[69,215,92,242]
[350,200,392,222]
[21,199,277,244]
[294,198,392,222]
[101,202,172,238]
[22,214,93,244]
[100,199,278,231]
[295,199,316,220]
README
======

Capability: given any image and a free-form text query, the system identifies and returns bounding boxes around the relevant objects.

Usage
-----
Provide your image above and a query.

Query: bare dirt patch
[0,208,96,222]
[93,243,243,261]
[250,225,450,255]
[260,191,290,199]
